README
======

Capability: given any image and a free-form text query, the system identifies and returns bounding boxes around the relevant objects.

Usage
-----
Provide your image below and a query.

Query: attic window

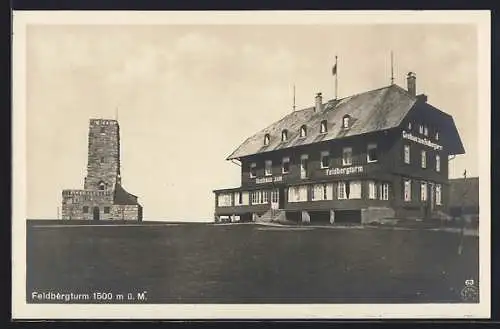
[264,134,270,146]
[281,129,288,142]
[435,131,439,140]
[299,125,307,138]
[320,120,328,134]
[342,115,351,129]
[408,122,412,130]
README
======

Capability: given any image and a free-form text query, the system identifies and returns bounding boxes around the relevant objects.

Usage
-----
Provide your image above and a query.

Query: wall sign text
[402,130,443,151]
[256,176,283,184]
[325,166,364,176]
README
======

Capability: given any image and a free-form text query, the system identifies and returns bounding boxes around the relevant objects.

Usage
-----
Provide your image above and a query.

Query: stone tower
[84,119,121,190]
[61,118,142,221]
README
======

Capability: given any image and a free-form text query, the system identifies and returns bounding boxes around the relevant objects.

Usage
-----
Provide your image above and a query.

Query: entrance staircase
[255,209,289,224]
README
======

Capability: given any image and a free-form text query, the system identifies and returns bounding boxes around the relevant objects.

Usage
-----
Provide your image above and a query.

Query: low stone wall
[112,205,142,221]
[361,207,396,224]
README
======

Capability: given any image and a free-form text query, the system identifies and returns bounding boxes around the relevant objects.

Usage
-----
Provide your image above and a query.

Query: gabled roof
[227,84,417,160]
[448,177,479,209]
[113,183,140,205]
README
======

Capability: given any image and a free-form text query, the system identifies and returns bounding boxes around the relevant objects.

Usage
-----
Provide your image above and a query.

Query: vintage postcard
[12,10,491,319]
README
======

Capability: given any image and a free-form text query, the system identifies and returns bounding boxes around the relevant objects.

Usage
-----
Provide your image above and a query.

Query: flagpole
[335,55,338,100]
[293,84,296,112]
[390,51,394,85]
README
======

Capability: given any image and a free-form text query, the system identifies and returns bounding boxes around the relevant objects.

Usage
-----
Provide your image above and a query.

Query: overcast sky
[25,23,478,221]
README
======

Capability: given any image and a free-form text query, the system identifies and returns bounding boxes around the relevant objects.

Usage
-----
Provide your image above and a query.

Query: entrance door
[278,187,285,209]
[271,189,279,210]
[429,183,435,212]
[93,206,100,221]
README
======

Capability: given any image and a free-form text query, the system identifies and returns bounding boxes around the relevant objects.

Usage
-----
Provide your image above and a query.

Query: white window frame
[404,180,412,202]
[300,154,308,179]
[419,124,424,134]
[320,120,328,134]
[234,191,243,206]
[320,151,330,169]
[404,145,410,164]
[282,157,290,174]
[281,130,288,142]
[322,184,329,200]
[264,134,270,145]
[368,181,377,200]
[381,183,389,201]
[423,126,428,136]
[436,154,441,172]
[217,193,232,207]
[262,190,269,204]
[300,125,307,138]
[421,150,427,168]
[337,181,347,200]
[435,131,439,140]
[349,180,362,199]
[420,182,428,201]
[342,147,352,166]
[250,162,257,178]
[264,160,272,176]
[271,189,279,203]
[343,116,350,129]
[367,143,378,163]
[435,184,442,205]
[408,122,412,130]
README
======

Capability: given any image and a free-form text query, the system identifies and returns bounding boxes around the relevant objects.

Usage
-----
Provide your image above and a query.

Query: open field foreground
[26,220,479,304]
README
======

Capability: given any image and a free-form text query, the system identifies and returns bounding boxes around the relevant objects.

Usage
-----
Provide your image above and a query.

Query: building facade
[61,119,143,221]
[213,73,465,224]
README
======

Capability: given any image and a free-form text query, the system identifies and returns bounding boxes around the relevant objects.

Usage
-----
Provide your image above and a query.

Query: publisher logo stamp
[460,279,479,302]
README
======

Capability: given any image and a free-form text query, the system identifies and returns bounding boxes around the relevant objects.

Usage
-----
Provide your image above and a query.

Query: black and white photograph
[12,10,491,319]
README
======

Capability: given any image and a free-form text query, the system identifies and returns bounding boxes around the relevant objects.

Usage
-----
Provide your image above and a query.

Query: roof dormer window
[320,120,328,134]
[264,133,270,146]
[435,131,439,141]
[299,125,307,138]
[281,129,288,142]
[342,115,350,129]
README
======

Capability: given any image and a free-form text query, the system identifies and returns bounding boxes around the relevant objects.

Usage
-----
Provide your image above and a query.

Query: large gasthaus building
[213,72,465,224]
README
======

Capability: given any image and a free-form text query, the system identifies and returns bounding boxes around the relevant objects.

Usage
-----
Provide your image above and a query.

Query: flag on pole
[332,63,337,76]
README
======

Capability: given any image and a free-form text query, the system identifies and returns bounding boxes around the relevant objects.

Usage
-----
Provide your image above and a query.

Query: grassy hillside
[26,221,479,304]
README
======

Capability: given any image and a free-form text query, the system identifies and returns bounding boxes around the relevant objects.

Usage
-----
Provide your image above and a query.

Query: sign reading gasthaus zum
[255,176,283,184]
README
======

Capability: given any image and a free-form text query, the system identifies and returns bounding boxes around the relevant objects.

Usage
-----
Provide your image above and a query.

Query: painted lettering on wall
[255,176,283,184]
[325,166,364,176]
[402,130,443,151]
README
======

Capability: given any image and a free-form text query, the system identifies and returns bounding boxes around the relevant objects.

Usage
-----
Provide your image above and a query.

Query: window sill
[367,160,378,164]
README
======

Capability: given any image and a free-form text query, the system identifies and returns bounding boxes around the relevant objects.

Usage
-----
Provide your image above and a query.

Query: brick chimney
[407,72,416,97]
[315,92,323,112]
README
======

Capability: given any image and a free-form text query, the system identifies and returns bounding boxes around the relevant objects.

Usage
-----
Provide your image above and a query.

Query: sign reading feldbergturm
[61,119,143,221]
[325,166,364,176]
